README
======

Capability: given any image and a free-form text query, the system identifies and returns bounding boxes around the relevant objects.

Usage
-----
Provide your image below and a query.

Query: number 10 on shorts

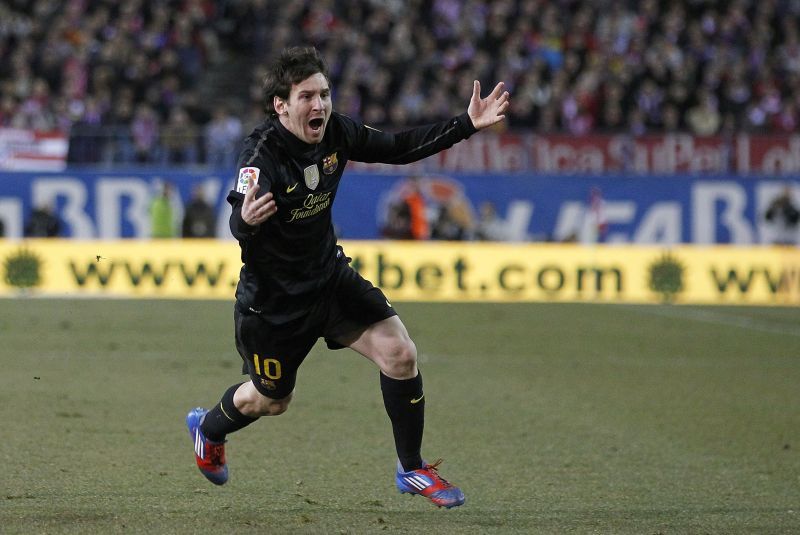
[253,354,281,379]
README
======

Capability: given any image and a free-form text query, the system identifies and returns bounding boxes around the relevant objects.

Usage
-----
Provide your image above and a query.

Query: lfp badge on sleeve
[237,167,260,194]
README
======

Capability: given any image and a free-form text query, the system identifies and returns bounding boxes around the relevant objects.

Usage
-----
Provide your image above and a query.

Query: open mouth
[309,118,324,131]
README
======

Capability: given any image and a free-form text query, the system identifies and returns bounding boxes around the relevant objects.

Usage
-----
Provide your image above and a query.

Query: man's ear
[274,96,287,116]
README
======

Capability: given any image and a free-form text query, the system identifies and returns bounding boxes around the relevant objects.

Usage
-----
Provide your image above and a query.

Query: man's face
[275,73,332,144]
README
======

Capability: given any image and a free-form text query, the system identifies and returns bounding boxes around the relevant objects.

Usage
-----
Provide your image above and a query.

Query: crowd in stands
[3,0,800,167]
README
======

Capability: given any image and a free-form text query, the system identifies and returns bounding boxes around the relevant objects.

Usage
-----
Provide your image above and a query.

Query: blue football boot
[186,407,228,485]
[396,459,465,508]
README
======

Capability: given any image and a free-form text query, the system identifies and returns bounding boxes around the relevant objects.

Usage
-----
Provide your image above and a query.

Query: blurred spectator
[24,204,60,237]
[381,200,413,240]
[430,200,472,241]
[131,104,160,163]
[161,107,199,164]
[6,0,800,163]
[67,96,105,163]
[182,184,216,238]
[150,182,176,238]
[582,187,608,244]
[405,177,429,240]
[205,106,242,168]
[474,201,509,241]
[765,186,799,245]
[686,89,722,136]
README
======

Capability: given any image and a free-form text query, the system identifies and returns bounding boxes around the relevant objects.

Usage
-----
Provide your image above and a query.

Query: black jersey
[227,111,477,323]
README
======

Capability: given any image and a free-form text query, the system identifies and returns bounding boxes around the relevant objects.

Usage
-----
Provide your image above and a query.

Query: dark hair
[262,46,330,118]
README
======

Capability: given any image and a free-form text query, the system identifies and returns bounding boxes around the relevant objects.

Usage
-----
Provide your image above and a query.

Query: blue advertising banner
[0,169,797,244]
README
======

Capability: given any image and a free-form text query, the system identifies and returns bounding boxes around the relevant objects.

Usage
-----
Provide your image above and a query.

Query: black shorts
[234,261,397,399]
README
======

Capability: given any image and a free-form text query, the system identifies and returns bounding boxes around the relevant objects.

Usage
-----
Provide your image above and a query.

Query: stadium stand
[2,0,800,166]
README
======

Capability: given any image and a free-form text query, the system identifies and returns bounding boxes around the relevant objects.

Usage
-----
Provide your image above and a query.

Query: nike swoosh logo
[410,394,424,404]
[287,183,298,193]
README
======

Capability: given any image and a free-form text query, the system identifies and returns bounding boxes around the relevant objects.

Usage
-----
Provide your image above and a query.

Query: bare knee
[257,396,291,416]
[347,316,419,379]
[235,383,292,417]
[381,337,418,379]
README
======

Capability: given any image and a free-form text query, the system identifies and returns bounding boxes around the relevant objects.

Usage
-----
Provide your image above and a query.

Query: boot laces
[422,458,453,487]
[206,441,226,465]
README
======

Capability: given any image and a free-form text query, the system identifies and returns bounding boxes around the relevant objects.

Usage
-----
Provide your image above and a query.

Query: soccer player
[186,46,509,509]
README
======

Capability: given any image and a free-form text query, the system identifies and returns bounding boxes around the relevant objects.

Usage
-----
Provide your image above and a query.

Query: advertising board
[1,170,797,245]
[1,240,797,305]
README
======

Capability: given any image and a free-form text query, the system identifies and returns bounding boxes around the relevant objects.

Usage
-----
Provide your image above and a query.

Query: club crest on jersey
[304,164,320,190]
[237,167,260,194]
[260,379,277,391]
[322,152,338,175]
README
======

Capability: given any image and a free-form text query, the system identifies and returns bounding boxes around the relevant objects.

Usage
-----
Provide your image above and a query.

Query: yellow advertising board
[0,239,798,305]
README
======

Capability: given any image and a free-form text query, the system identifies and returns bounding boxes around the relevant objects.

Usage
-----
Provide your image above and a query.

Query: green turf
[1,299,798,534]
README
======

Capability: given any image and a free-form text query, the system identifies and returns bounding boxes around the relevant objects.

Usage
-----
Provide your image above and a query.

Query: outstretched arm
[467,81,510,130]
[346,80,510,164]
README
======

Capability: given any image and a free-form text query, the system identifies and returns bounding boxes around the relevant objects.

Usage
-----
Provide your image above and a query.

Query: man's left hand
[468,81,510,130]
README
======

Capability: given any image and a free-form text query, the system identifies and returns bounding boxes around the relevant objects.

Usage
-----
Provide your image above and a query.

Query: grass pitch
[1,299,799,534]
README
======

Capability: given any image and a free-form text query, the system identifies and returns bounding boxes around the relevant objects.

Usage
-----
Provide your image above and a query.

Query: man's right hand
[241,176,277,226]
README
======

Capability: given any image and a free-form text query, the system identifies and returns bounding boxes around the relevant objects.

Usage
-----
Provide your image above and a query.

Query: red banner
[0,128,68,171]
[348,133,800,175]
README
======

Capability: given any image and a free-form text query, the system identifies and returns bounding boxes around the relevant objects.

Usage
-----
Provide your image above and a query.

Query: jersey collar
[272,117,322,157]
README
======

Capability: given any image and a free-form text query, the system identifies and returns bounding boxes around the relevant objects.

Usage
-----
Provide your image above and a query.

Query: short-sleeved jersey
[227,111,477,323]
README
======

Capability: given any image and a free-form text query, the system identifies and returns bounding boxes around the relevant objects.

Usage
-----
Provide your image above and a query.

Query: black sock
[200,383,258,442]
[380,371,424,472]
